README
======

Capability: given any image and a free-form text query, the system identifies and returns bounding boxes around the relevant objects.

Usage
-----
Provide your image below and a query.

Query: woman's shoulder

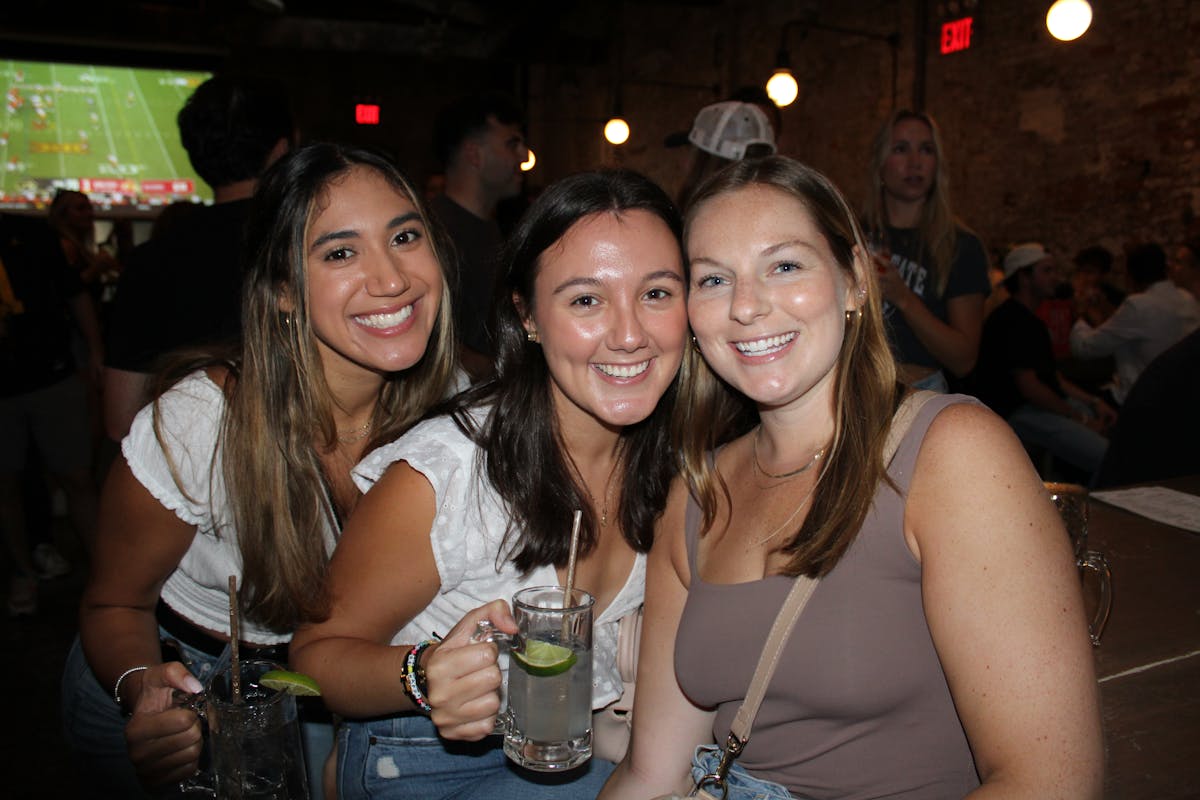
[354,405,488,486]
[134,369,225,432]
[912,395,1025,484]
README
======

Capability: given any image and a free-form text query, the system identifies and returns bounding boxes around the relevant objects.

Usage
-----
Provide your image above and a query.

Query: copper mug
[1045,482,1112,646]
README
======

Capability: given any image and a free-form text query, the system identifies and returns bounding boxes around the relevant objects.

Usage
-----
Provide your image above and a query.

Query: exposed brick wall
[523,0,1199,278]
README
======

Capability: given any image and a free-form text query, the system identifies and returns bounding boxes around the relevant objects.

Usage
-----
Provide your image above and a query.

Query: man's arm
[1069,298,1141,359]
[1012,369,1076,418]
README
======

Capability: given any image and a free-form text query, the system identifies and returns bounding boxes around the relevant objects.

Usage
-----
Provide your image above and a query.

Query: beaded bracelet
[402,639,438,713]
[113,665,150,705]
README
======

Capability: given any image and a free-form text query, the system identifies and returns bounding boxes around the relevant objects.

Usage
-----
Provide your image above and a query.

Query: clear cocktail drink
[475,585,594,771]
[208,660,310,799]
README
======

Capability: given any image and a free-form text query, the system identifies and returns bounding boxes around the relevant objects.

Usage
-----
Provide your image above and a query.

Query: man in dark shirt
[102,74,294,441]
[972,243,1115,482]
[429,93,527,380]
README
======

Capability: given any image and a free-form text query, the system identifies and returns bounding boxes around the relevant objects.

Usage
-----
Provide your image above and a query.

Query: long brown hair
[863,110,973,298]
[154,143,457,631]
[681,156,899,577]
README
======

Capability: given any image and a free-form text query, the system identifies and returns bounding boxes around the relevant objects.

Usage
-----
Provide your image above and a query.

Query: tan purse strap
[725,389,936,747]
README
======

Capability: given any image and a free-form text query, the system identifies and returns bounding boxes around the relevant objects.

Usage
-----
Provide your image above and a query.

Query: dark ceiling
[0,0,719,69]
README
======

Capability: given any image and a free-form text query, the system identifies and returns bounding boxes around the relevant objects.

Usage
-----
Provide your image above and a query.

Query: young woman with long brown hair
[62,143,458,798]
[601,156,1102,799]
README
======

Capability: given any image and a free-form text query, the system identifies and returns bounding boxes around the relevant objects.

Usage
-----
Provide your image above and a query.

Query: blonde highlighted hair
[154,143,457,630]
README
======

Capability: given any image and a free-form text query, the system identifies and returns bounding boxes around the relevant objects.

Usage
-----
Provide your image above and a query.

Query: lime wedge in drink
[258,669,322,696]
[511,639,577,677]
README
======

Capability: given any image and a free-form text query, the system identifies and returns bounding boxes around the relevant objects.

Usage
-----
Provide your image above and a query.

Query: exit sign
[355,103,381,125]
[940,17,974,54]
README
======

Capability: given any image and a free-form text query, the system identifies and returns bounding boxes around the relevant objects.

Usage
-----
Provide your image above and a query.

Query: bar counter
[1087,476,1200,799]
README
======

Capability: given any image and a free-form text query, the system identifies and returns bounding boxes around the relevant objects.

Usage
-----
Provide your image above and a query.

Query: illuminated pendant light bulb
[520,148,536,172]
[766,68,799,107]
[604,117,630,146]
[1046,0,1092,42]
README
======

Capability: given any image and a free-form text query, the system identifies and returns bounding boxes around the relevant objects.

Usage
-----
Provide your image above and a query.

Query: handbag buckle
[688,733,744,798]
[689,772,728,799]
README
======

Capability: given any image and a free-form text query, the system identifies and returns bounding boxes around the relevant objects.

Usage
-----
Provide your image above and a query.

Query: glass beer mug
[1045,482,1113,646]
[472,585,594,772]
[175,659,311,799]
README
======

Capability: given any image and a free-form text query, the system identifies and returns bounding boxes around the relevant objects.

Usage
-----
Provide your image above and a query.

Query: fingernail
[184,676,203,693]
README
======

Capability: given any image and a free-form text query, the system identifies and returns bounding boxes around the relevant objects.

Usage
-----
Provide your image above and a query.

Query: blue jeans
[689,745,796,800]
[61,633,334,800]
[338,713,615,800]
[1006,401,1107,484]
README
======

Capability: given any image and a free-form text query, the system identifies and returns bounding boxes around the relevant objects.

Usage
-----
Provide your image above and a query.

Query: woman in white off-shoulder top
[291,168,689,800]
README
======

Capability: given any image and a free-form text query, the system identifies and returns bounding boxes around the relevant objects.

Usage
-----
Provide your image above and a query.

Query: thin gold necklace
[751,473,822,547]
[752,426,826,480]
[573,455,621,528]
[337,419,374,444]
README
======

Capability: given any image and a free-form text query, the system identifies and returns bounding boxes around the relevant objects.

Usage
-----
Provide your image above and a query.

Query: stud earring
[526,329,539,343]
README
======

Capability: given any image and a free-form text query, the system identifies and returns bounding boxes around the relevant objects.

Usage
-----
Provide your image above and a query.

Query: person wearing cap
[862,110,990,393]
[674,100,776,208]
[971,243,1116,483]
[1069,242,1200,406]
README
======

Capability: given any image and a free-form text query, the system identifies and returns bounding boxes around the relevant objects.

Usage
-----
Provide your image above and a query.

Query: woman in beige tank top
[600,156,1102,799]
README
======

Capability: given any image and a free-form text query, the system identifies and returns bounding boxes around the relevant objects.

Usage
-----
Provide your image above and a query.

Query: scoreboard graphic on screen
[0,59,214,211]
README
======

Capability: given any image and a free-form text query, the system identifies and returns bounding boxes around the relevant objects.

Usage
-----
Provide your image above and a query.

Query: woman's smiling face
[522,209,687,433]
[304,165,443,385]
[686,184,859,413]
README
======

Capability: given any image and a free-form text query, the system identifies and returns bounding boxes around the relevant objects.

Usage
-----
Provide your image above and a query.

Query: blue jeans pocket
[690,745,796,800]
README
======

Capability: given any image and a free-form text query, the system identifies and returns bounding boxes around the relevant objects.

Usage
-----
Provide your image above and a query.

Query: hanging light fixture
[520,148,536,172]
[766,63,799,108]
[604,117,630,145]
[765,30,799,108]
[764,21,898,110]
[1046,0,1092,41]
[604,77,630,146]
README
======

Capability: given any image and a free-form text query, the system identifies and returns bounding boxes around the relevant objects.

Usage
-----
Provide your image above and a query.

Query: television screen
[1,58,213,213]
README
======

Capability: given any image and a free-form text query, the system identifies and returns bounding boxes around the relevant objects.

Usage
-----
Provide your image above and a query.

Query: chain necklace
[572,454,621,528]
[751,473,822,547]
[337,419,374,444]
[752,426,826,480]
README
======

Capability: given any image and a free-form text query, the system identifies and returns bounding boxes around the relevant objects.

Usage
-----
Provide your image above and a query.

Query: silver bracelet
[113,665,150,705]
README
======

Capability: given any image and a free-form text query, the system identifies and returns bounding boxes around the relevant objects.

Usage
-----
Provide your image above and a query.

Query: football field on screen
[1,60,211,207]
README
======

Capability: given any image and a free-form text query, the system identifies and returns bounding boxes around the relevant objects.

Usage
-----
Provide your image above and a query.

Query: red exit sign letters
[941,17,974,54]
[355,103,381,125]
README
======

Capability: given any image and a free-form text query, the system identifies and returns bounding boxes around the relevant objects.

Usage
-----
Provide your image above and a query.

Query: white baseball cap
[1003,242,1051,278]
[687,101,776,161]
